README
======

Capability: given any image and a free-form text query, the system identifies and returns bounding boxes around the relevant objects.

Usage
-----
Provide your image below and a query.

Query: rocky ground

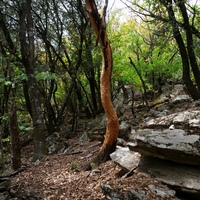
[1,84,199,199]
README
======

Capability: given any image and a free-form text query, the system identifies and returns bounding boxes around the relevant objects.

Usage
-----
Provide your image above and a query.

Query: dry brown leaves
[11,136,168,200]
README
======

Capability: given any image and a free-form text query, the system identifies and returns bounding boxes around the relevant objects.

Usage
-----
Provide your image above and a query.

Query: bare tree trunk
[19,0,47,160]
[9,101,21,170]
[0,126,4,171]
[83,0,119,169]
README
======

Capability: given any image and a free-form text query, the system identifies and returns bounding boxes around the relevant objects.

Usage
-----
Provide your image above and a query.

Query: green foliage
[0,114,9,124]
[17,112,33,135]
[108,11,182,91]
[35,71,57,81]
[14,67,27,82]
[19,125,32,132]
[2,136,10,143]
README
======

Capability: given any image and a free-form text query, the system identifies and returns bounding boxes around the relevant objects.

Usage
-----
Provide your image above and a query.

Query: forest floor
[10,131,177,200]
[8,85,198,199]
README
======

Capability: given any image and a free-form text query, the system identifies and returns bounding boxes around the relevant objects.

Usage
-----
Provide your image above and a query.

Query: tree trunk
[18,0,47,161]
[9,101,21,170]
[85,31,98,116]
[129,57,149,107]
[22,80,32,118]
[0,127,4,171]
[84,0,119,168]
[163,0,200,99]
[175,0,200,92]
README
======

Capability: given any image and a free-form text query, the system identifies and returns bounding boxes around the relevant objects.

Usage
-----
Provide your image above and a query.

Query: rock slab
[128,128,200,166]
[145,109,200,130]
[101,183,179,200]
[110,147,200,199]
[109,148,180,200]
[110,147,140,171]
[136,156,200,198]
[101,183,146,200]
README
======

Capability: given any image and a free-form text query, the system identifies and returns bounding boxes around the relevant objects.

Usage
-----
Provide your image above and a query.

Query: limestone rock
[172,94,192,104]
[101,183,146,200]
[101,181,179,200]
[145,109,200,130]
[136,156,200,199]
[109,147,200,199]
[171,84,186,95]
[119,121,131,139]
[128,129,200,166]
[109,148,180,200]
[110,147,140,171]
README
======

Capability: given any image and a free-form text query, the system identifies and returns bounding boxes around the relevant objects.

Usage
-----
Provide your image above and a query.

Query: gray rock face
[128,128,200,166]
[109,148,180,200]
[136,108,200,166]
[101,183,146,200]
[110,147,140,171]
[172,94,192,104]
[136,156,200,198]
[119,121,131,139]
[110,148,200,199]
[145,109,200,130]
[101,177,178,200]
[110,85,200,199]
[171,84,186,96]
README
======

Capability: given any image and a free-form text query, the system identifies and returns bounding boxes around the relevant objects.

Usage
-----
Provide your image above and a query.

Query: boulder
[119,121,131,139]
[136,156,200,199]
[101,183,179,200]
[110,148,200,199]
[171,94,192,104]
[109,148,180,200]
[110,147,140,171]
[128,128,200,166]
[101,183,146,200]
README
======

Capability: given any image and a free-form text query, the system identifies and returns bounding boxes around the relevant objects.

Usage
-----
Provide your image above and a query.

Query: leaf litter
[11,133,174,200]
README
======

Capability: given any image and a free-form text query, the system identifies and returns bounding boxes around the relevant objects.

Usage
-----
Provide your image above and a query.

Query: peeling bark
[84,0,119,168]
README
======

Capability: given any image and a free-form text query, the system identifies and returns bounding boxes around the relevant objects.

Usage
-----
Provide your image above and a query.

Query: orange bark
[85,0,119,164]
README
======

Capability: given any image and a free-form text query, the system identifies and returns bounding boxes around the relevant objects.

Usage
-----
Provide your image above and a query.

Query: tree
[9,99,21,170]
[83,0,119,169]
[161,0,200,99]
[18,0,48,160]
[0,0,104,165]
[32,0,101,130]
[108,10,182,107]
[0,127,4,171]
[124,0,200,99]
